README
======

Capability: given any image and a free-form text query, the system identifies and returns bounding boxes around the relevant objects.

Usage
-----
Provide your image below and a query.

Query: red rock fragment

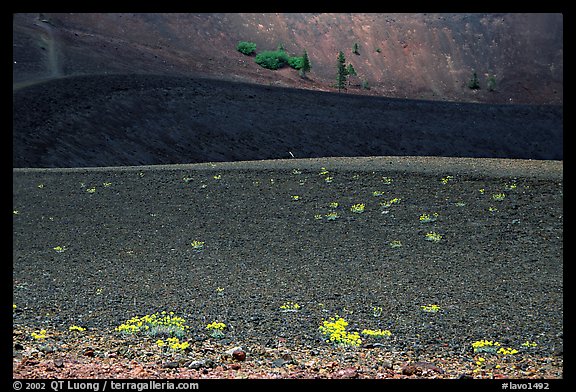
[232,349,246,361]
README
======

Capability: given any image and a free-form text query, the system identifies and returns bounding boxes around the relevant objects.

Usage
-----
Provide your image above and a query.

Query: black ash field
[13,157,563,357]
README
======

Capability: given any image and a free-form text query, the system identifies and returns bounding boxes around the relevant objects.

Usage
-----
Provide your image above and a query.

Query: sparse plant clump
[350,203,365,213]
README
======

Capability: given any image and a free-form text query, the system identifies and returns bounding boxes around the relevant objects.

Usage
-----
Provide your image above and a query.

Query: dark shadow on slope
[13,74,563,168]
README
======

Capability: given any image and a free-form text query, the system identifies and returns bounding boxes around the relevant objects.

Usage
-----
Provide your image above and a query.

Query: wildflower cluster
[53,246,66,253]
[206,321,226,338]
[420,304,441,313]
[115,311,189,338]
[279,301,301,312]
[156,337,190,351]
[69,325,86,332]
[380,198,401,208]
[497,347,519,355]
[350,203,365,213]
[425,232,443,242]
[440,176,454,184]
[361,329,392,338]
[31,329,47,340]
[319,316,362,347]
[472,339,501,353]
[419,212,439,223]
[522,341,538,348]
[190,240,205,251]
[389,240,402,248]
[492,193,506,201]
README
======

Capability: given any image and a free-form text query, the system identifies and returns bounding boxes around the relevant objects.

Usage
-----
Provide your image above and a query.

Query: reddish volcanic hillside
[13,13,562,104]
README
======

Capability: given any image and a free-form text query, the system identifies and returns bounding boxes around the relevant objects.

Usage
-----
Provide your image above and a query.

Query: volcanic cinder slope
[13,13,562,105]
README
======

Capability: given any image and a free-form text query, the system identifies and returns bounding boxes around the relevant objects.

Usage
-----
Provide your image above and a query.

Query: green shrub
[255,50,290,70]
[288,56,304,70]
[236,41,257,55]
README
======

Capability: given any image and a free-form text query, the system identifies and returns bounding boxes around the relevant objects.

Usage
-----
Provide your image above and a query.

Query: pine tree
[299,50,311,78]
[468,71,480,90]
[336,51,347,92]
[346,63,357,85]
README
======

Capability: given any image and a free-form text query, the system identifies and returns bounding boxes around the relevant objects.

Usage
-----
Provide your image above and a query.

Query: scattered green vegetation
[389,240,403,248]
[53,246,66,253]
[492,193,506,201]
[372,306,383,317]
